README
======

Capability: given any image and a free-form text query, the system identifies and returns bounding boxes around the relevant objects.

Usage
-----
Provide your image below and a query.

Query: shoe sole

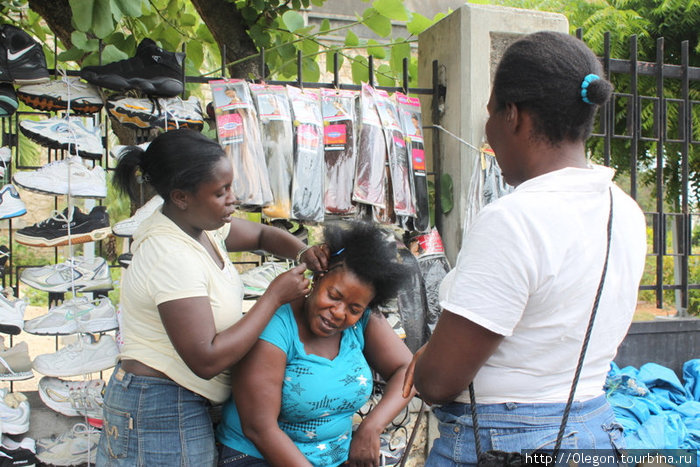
[17,92,103,115]
[12,176,106,199]
[33,355,117,377]
[0,321,22,335]
[13,76,50,85]
[109,105,203,131]
[81,72,183,97]
[0,419,29,435]
[0,207,27,219]
[15,226,111,247]
[0,370,33,381]
[19,276,113,293]
[26,317,118,336]
[19,124,103,160]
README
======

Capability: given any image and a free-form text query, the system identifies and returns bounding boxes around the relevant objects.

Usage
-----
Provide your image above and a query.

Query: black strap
[469,187,614,459]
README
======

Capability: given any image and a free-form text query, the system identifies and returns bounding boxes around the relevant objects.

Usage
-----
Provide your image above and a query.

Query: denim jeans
[426,394,626,467]
[96,365,217,467]
[217,444,270,466]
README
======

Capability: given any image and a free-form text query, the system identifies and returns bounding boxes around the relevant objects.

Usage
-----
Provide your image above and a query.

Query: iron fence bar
[654,38,666,309]
[333,52,339,88]
[681,40,691,315]
[402,57,409,95]
[608,58,700,80]
[603,32,612,167]
[369,55,374,87]
[297,50,302,88]
[432,60,443,234]
[630,36,639,201]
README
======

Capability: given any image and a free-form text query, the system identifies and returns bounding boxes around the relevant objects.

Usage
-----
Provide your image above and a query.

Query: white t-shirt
[441,165,646,404]
[119,210,244,404]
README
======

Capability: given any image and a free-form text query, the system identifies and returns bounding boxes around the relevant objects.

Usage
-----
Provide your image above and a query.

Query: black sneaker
[80,38,185,97]
[0,24,49,84]
[117,252,133,268]
[15,205,111,247]
[0,83,17,117]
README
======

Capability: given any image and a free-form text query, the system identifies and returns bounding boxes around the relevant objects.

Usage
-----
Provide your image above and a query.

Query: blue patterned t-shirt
[217,303,373,467]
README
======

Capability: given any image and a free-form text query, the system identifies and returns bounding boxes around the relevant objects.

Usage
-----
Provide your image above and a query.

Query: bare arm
[348,313,415,467]
[232,340,312,467]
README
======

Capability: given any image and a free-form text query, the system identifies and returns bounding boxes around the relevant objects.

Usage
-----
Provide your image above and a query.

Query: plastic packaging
[353,84,386,208]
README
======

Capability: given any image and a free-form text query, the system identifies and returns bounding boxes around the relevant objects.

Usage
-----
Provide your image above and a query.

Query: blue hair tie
[580,73,600,104]
[331,247,345,257]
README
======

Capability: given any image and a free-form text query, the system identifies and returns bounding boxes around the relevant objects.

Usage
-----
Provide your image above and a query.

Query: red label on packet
[324,124,347,145]
[216,113,243,143]
[412,148,426,171]
[416,228,445,256]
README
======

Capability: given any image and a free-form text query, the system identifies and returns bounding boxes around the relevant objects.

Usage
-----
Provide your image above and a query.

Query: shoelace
[158,96,181,130]
[35,206,74,228]
[0,355,23,378]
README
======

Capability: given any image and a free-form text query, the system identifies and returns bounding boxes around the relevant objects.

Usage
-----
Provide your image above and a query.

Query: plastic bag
[353,84,386,208]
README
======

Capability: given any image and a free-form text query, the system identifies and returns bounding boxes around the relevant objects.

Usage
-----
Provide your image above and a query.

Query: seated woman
[216,221,415,467]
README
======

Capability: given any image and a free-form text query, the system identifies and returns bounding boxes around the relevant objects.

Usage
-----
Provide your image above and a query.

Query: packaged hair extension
[209,79,272,208]
[353,84,386,208]
[286,86,324,223]
[396,92,430,232]
[375,89,415,219]
[249,83,294,219]
[411,228,451,335]
[396,247,430,352]
[320,88,357,216]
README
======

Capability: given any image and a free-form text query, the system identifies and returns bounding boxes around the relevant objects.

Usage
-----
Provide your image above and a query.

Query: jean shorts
[96,365,217,467]
[217,444,269,466]
[426,394,626,467]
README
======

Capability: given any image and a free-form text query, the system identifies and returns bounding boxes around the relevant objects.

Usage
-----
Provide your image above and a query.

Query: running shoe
[38,377,104,419]
[0,292,25,335]
[0,24,49,84]
[112,194,163,237]
[24,296,117,335]
[0,435,37,466]
[0,338,32,381]
[0,146,10,163]
[16,205,111,247]
[19,117,103,160]
[0,83,18,117]
[107,95,204,130]
[13,156,107,198]
[17,76,103,114]
[80,38,184,97]
[32,334,119,377]
[0,184,26,220]
[117,253,132,268]
[0,389,30,435]
[109,141,150,161]
[20,255,113,293]
[36,423,99,466]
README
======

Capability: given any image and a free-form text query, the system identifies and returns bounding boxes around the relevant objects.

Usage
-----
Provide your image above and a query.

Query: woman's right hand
[264,263,311,306]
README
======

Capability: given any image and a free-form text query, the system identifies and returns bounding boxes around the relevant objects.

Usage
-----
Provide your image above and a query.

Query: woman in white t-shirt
[403,32,647,465]
[96,129,328,467]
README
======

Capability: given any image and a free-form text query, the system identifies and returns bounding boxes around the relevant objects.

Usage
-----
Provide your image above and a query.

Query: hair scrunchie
[580,73,600,104]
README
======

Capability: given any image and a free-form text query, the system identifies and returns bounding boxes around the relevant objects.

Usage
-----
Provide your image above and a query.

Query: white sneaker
[17,76,103,114]
[32,334,119,377]
[19,117,103,160]
[13,156,106,198]
[0,184,26,220]
[24,297,117,335]
[0,292,25,335]
[36,423,98,466]
[0,338,32,381]
[20,256,113,293]
[112,194,163,237]
[0,146,10,163]
[0,389,30,435]
[38,377,104,419]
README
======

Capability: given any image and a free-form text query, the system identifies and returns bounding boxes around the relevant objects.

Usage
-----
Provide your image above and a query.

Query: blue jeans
[426,394,626,467]
[217,444,269,466]
[96,366,217,467]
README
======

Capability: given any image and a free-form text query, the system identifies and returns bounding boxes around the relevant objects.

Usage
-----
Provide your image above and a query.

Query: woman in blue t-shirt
[217,221,414,466]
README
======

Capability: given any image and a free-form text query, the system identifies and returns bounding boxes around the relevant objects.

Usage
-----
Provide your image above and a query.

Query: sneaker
[107,95,204,130]
[13,156,107,198]
[379,430,407,466]
[36,423,99,466]
[0,338,32,381]
[24,297,117,335]
[112,194,163,237]
[0,246,10,275]
[117,253,132,268]
[0,293,25,335]
[38,377,104,419]
[109,141,150,161]
[0,24,49,85]
[0,389,30,435]
[0,435,37,466]
[19,255,113,293]
[19,117,103,160]
[80,38,184,97]
[0,83,18,117]
[0,185,26,220]
[16,77,103,114]
[0,146,10,163]
[32,334,119,377]
[16,205,111,248]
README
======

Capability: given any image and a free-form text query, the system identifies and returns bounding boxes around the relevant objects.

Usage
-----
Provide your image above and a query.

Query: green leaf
[311,0,324,5]
[100,44,129,63]
[407,13,433,35]
[180,14,197,27]
[351,55,369,84]
[362,8,392,37]
[57,47,86,62]
[113,0,144,17]
[292,0,301,9]
[319,18,331,34]
[376,64,395,87]
[185,40,204,73]
[69,0,95,32]
[390,39,411,75]
[372,0,409,21]
[345,30,359,47]
[93,0,116,39]
[301,58,320,82]
[366,39,386,59]
[440,173,453,214]
[241,6,258,22]
[282,10,305,32]
[110,0,123,22]
[70,30,89,49]
[300,39,319,56]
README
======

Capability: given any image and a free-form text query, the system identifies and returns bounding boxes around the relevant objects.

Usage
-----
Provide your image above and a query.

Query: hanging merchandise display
[353,84,386,209]
[19,117,104,160]
[17,76,103,115]
[320,88,357,216]
[396,247,429,353]
[410,228,451,334]
[481,144,512,205]
[249,83,294,219]
[287,85,325,222]
[396,92,430,232]
[210,79,273,208]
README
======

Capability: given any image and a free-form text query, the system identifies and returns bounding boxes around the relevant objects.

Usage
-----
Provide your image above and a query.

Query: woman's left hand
[300,244,329,272]
[345,424,381,467]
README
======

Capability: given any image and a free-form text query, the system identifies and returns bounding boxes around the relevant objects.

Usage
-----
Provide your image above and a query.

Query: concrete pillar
[418,4,568,264]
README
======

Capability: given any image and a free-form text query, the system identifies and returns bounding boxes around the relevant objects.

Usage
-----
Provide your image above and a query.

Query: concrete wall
[417,4,568,263]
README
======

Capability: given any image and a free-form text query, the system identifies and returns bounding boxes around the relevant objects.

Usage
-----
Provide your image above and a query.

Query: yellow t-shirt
[119,210,243,404]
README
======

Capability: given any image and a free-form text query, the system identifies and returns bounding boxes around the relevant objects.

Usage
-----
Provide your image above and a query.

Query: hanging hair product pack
[353,84,387,209]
